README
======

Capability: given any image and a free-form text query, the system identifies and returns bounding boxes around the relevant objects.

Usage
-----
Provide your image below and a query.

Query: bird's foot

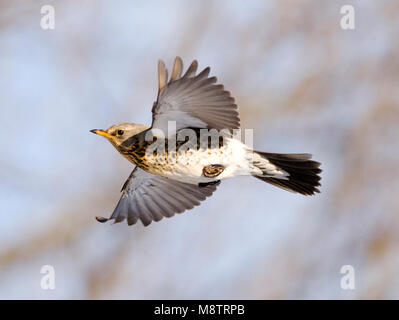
[202,164,225,178]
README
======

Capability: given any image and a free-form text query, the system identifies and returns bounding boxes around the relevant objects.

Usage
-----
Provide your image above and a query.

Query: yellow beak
[90,129,112,138]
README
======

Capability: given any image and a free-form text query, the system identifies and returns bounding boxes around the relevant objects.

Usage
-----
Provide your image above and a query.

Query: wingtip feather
[170,56,183,81]
[158,60,168,92]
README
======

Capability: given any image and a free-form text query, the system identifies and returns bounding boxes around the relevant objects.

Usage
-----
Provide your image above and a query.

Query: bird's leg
[202,164,225,178]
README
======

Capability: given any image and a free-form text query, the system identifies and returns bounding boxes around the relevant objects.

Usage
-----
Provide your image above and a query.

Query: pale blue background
[0,0,398,299]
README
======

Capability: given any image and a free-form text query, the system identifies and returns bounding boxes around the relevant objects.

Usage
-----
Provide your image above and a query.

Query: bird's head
[90,123,149,149]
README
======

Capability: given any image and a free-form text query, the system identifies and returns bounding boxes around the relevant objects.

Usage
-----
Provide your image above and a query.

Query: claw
[203,164,225,178]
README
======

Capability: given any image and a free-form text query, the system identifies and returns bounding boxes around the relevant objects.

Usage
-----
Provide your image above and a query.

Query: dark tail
[253,152,322,196]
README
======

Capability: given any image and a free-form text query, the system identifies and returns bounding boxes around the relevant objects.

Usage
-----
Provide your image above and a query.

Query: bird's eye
[117,130,124,136]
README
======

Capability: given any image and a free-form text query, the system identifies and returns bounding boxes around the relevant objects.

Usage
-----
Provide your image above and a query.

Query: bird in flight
[91,57,321,227]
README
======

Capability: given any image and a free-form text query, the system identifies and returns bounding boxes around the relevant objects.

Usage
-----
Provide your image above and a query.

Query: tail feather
[253,151,322,196]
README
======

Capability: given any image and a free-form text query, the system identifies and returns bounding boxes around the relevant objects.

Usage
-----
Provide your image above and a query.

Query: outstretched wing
[151,57,240,133]
[96,167,220,227]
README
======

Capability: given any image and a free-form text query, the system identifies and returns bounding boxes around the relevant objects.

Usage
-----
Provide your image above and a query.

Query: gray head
[90,122,149,149]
